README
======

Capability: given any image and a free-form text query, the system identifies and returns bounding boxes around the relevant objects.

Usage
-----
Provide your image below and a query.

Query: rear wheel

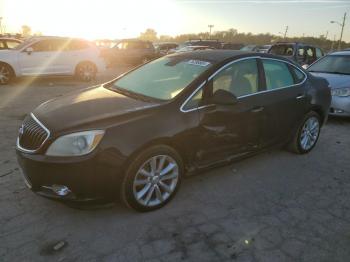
[75,62,96,82]
[288,111,321,154]
[0,63,13,85]
[121,145,183,212]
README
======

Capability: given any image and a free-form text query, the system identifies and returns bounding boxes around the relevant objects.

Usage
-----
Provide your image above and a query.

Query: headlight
[331,87,350,97]
[46,130,104,156]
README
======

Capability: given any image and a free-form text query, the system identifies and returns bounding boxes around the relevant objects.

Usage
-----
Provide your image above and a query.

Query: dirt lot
[1,68,350,262]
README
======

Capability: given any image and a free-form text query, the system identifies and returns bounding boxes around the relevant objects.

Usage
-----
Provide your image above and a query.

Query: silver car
[308,51,350,117]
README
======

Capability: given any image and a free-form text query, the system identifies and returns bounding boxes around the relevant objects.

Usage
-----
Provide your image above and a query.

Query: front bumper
[329,96,350,117]
[16,149,126,202]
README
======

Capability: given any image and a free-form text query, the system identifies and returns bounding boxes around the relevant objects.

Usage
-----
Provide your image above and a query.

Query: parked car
[155,42,179,56]
[173,45,213,53]
[268,42,324,67]
[257,45,272,53]
[222,43,245,50]
[102,39,157,66]
[16,50,331,211]
[240,45,260,52]
[0,37,22,50]
[184,39,222,49]
[308,50,350,116]
[0,36,105,84]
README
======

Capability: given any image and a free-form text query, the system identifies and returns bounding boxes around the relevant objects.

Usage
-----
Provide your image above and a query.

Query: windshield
[269,44,294,56]
[308,55,350,75]
[14,38,37,50]
[111,57,212,100]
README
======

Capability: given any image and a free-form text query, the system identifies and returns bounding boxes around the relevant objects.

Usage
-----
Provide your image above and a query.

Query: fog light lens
[52,185,71,196]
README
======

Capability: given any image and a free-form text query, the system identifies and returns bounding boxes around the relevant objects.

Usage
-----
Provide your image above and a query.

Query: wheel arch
[122,137,190,174]
[310,106,326,125]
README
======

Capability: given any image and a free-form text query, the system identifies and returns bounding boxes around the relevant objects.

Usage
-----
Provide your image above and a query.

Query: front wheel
[0,64,13,85]
[75,62,96,82]
[121,145,183,212]
[288,111,321,154]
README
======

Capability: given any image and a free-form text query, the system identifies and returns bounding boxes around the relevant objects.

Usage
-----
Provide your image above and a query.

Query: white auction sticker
[187,60,211,67]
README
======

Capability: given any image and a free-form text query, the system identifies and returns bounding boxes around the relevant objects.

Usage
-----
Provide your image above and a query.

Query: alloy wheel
[78,63,95,81]
[133,155,179,207]
[300,116,320,151]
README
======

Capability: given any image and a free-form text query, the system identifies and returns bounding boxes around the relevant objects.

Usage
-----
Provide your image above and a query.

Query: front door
[19,40,54,75]
[195,58,265,167]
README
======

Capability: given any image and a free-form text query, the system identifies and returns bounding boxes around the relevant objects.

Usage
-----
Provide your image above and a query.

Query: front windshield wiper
[107,86,162,103]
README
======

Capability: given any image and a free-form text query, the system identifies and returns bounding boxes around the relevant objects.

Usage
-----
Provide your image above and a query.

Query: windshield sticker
[187,60,211,67]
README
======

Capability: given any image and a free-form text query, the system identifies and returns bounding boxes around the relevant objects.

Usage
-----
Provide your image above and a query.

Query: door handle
[250,106,264,113]
[296,94,306,100]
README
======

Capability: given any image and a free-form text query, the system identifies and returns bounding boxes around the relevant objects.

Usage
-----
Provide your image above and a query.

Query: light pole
[330,12,346,50]
[208,24,214,39]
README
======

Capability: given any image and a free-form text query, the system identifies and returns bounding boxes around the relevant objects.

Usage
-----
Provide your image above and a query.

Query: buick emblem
[18,124,25,137]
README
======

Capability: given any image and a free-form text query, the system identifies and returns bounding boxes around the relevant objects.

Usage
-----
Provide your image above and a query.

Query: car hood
[33,85,160,133]
[309,72,350,89]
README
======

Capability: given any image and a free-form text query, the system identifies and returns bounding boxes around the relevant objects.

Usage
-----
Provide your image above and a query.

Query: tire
[288,111,321,154]
[121,145,183,212]
[0,63,14,85]
[75,62,96,82]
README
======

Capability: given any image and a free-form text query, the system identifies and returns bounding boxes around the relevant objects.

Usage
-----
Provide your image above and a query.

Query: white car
[0,36,106,84]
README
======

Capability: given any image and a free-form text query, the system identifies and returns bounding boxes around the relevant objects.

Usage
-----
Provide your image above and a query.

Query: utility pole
[283,26,289,39]
[338,12,346,50]
[330,12,347,50]
[330,34,336,52]
[208,24,214,39]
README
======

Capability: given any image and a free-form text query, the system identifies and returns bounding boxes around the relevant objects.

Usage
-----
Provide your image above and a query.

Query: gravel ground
[1,68,350,262]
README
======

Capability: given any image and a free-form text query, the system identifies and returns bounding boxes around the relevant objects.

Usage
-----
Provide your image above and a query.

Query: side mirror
[25,47,33,55]
[210,89,238,105]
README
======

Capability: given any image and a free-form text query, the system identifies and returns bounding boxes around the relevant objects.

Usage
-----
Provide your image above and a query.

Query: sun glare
[3,0,183,39]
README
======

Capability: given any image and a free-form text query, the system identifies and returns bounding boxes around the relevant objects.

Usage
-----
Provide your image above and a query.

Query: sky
[0,0,349,41]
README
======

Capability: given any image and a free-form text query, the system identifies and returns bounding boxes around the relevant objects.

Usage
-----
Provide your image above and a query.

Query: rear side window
[262,60,294,90]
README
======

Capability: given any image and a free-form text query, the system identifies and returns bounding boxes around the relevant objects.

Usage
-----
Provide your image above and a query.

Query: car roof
[168,50,290,64]
[25,36,88,41]
[329,51,350,56]
[0,37,22,41]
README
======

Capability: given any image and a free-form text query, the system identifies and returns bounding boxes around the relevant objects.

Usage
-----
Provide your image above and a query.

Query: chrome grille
[18,114,49,152]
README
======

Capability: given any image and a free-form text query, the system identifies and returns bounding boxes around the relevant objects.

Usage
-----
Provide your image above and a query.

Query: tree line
[139,28,350,52]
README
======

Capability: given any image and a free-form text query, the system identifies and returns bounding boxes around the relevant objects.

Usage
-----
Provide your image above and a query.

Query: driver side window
[30,40,52,52]
[212,59,259,98]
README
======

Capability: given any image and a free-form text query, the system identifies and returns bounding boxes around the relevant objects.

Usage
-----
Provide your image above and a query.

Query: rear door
[257,58,308,147]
